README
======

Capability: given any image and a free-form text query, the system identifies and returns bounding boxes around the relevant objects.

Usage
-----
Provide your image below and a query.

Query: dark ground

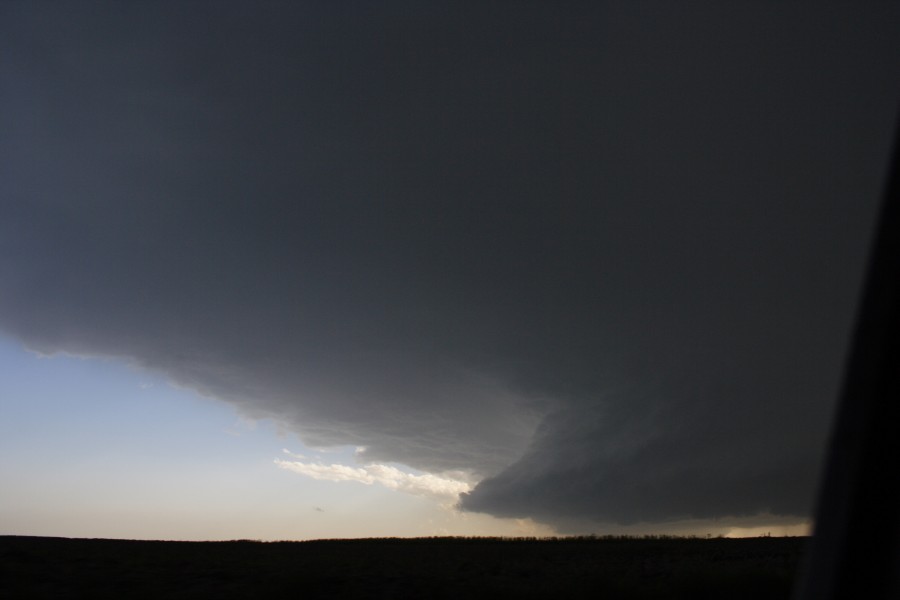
[0,535,807,599]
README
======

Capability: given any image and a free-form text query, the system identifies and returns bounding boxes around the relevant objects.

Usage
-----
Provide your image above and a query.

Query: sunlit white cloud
[275,459,473,501]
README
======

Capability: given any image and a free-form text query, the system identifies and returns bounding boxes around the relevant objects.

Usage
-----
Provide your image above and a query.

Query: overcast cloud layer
[1,2,898,531]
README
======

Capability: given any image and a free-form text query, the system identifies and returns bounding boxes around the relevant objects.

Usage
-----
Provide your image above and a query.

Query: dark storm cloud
[1,2,897,529]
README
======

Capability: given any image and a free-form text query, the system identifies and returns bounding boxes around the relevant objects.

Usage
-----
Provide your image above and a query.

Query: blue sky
[0,336,809,539]
[0,335,559,540]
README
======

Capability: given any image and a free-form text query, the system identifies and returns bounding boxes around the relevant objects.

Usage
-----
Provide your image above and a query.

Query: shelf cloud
[1,2,897,531]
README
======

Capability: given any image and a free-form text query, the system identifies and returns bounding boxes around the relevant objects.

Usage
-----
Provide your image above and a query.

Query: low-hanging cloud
[275,459,472,501]
[1,2,897,531]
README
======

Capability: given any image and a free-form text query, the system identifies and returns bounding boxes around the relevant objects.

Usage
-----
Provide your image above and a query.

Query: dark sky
[1,2,898,531]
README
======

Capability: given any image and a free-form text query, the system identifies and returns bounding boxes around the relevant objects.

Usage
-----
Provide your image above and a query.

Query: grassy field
[1,534,807,599]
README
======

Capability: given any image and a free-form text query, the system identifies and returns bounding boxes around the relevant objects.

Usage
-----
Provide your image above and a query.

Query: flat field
[1,535,806,599]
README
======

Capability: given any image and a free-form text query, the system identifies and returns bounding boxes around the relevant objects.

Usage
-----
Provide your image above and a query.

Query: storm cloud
[1,2,897,531]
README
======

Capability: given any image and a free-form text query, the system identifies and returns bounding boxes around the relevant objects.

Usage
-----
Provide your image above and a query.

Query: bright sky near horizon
[0,336,809,540]
[0,336,559,540]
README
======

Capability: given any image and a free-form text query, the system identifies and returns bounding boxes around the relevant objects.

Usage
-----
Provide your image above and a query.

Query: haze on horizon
[1,1,898,540]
